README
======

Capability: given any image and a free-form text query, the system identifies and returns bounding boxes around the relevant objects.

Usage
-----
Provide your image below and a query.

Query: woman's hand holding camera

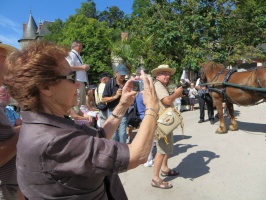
[141,71,158,111]
[118,70,158,111]
[118,80,136,108]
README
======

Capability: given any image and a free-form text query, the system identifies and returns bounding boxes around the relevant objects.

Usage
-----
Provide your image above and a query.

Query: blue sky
[0,0,133,49]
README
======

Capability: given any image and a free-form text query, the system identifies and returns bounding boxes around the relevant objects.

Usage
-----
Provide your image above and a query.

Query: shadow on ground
[236,121,266,133]
[215,111,265,133]
[164,151,220,182]
[151,135,196,160]
[173,135,191,143]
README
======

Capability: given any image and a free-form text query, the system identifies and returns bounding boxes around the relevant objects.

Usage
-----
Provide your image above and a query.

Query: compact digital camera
[176,84,189,95]
[133,80,144,91]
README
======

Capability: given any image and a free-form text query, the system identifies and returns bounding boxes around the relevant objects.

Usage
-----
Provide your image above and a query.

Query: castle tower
[18,12,52,49]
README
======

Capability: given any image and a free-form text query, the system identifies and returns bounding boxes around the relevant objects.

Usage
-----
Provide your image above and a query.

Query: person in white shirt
[66,40,90,108]
[188,83,197,111]
[95,73,111,127]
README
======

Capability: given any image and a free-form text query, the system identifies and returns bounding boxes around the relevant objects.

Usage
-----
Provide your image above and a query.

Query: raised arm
[162,86,183,106]
[127,73,159,169]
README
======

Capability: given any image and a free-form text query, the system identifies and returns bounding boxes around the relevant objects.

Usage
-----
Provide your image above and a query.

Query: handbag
[96,102,108,111]
[126,101,141,128]
[156,107,184,144]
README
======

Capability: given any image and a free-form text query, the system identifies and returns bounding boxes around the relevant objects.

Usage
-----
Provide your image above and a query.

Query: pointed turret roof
[18,12,53,46]
[18,12,38,42]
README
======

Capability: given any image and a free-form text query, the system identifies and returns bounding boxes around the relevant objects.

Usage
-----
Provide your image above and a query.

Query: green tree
[226,0,266,63]
[44,0,266,83]
[98,6,125,29]
[43,19,65,43]
[128,0,266,69]
[75,0,97,19]
[108,33,154,73]
[132,0,151,16]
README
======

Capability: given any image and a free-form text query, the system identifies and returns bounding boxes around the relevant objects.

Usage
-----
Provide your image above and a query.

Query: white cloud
[0,34,21,49]
[0,15,22,49]
[0,15,22,34]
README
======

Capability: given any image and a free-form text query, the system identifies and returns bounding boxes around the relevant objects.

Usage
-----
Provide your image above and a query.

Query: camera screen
[133,80,144,91]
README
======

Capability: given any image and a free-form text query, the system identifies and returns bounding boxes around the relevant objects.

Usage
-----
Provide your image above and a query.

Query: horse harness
[207,67,266,102]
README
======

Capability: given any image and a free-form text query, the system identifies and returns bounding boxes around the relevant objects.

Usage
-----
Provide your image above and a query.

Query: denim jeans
[108,108,128,143]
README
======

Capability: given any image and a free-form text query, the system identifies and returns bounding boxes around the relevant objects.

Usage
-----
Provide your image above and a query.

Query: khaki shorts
[156,132,173,154]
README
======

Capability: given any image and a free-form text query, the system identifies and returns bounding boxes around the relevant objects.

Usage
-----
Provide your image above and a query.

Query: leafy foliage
[75,0,97,19]
[98,6,125,29]
[43,0,266,84]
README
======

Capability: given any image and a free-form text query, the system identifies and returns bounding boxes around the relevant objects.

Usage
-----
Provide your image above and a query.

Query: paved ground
[119,103,266,200]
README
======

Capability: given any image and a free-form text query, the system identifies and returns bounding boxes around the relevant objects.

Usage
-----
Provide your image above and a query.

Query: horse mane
[205,61,225,73]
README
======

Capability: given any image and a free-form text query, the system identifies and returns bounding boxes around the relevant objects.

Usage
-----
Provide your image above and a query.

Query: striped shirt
[0,108,18,199]
[0,107,14,140]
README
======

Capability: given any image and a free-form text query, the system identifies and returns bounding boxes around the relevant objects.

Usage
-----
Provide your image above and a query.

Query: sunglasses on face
[57,71,77,83]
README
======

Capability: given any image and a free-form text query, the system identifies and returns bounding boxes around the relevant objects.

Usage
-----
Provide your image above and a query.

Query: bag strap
[175,108,184,138]
[111,78,114,90]
[71,50,83,64]
[110,78,116,96]
[133,99,138,117]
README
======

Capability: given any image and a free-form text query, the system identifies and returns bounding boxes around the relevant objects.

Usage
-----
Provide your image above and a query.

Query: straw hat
[151,64,176,76]
[0,42,18,55]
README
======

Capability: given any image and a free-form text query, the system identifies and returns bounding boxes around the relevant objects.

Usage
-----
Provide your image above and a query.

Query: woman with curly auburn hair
[4,41,159,199]
[4,42,69,112]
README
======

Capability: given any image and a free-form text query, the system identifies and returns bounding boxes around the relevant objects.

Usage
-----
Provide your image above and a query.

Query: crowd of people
[0,40,218,199]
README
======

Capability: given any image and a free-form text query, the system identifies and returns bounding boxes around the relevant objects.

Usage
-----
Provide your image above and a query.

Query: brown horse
[200,61,266,134]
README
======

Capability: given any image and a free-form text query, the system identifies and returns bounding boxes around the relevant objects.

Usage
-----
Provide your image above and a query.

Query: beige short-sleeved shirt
[154,80,173,154]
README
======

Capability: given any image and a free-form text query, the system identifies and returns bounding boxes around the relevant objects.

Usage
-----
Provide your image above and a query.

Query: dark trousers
[198,94,214,120]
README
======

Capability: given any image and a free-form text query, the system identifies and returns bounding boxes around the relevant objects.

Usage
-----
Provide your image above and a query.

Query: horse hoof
[215,129,227,134]
[229,127,238,131]
[229,125,238,131]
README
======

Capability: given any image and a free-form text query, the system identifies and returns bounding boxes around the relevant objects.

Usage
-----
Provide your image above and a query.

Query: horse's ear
[198,62,204,67]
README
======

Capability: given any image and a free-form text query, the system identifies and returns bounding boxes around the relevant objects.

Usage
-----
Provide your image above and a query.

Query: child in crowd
[188,83,197,111]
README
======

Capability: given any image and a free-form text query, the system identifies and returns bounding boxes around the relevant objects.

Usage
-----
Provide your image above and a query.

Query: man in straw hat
[0,42,24,199]
[150,64,183,189]
[0,42,18,84]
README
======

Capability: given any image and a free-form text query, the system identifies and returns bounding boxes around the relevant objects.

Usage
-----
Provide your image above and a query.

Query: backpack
[126,100,141,128]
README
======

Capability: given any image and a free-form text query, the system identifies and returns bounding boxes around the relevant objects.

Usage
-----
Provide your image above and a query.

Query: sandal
[151,179,173,189]
[161,169,179,177]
